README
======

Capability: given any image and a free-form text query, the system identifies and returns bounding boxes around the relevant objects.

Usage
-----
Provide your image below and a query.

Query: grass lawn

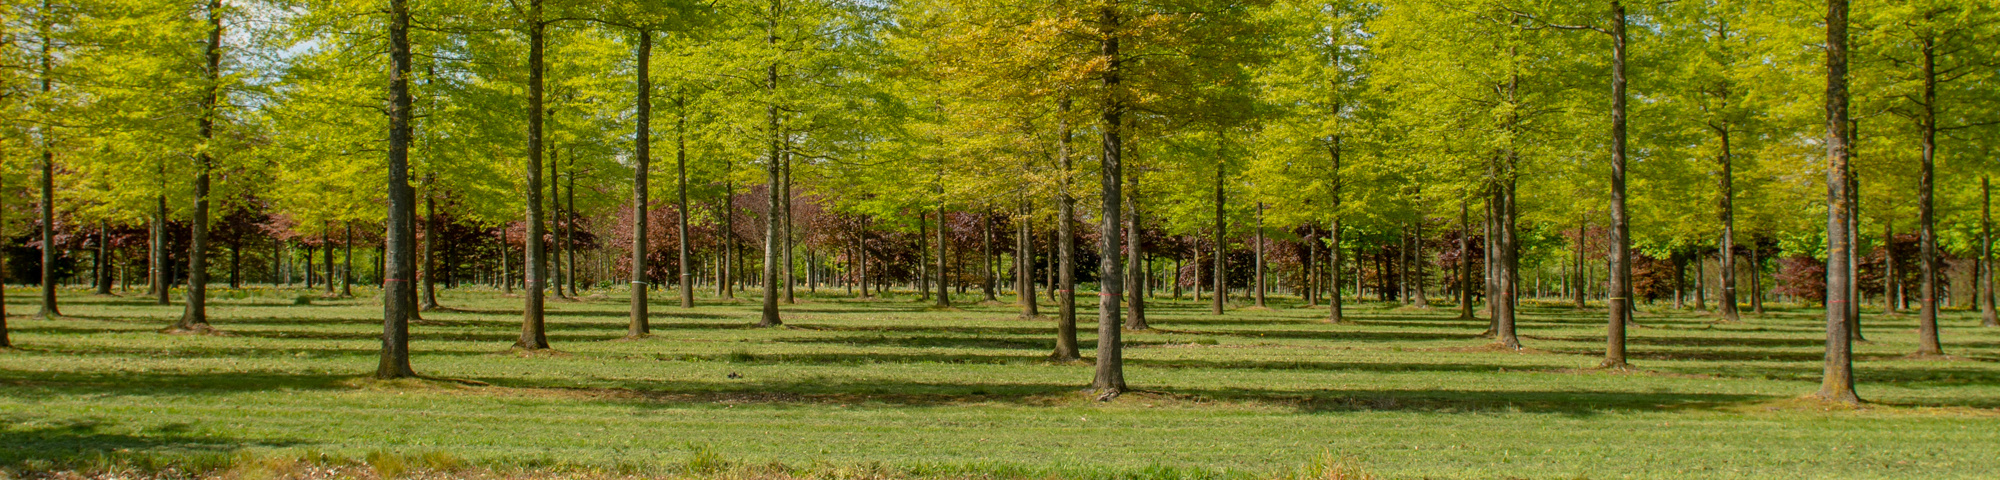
[1,285,1995,479]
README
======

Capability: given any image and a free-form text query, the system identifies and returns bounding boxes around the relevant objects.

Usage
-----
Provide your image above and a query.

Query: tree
[1816,0,1861,406]
[378,0,418,379]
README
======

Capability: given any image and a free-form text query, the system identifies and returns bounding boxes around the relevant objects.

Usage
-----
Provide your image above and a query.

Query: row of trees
[2,0,1995,401]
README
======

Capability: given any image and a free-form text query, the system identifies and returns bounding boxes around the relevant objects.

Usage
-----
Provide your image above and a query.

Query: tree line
[0,0,1994,401]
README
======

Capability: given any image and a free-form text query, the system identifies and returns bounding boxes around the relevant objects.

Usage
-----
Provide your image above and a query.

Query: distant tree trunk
[756,3,783,328]
[1212,161,1227,315]
[155,198,168,304]
[1051,97,1080,361]
[934,202,949,308]
[1601,1,1631,367]
[1126,162,1147,330]
[783,145,797,304]
[676,93,694,309]
[1984,176,1997,327]
[516,0,551,350]
[629,29,653,335]
[1,161,9,347]
[1716,123,1741,322]
[982,210,997,303]
[500,228,513,294]
[1750,239,1765,314]
[1305,232,1318,308]
[343,223,354,297]
[1413,219,1428,307]
[1454,200,1475,320]
[170,0,223,332]
[1254,203,1266,308]
[1816,0,1860,404]
[36,4,60,319]
[99,221,115,294]
[720,179,734,299]
[1091,6,1128,395]
[323,224,335,295]
[566,161,578,295]
[1694,253,1706,310]
[421,190,440,308]
[1915,35,1943,356]
[376,0,417,378]
[858,218,871,297]
[1018,200,1039,317]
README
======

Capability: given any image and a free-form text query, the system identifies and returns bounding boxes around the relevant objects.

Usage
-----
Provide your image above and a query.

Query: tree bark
[343,222,354,297]
[376,0,417,378]
[1018,200,1039,316]
[171,0,224,331]
[1051,97,1080,361]
[1984,176,1997,327]
[676,93,694,309]
[630,30,653,336]
[516,0,551,350]
[1456,198,1474,319]
[1915,36,1943,355]
[1328,137,1344,323]
[1716,123,1740,321]
[37,2,59,319]
[934,202,948,307]
[1212,161,1226,315]
[783,142,797,305]
[1816,0,1861,404]
[756,0,783,328]
[1126,161,1147,330]
[982,210,997,302]
[1091,5,1127,395]
[1601,1,1631,367]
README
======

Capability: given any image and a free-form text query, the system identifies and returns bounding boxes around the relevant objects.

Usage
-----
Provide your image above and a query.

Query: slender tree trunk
[1254,203,1266,308]
[783,143,796,304]
[1816,0,1860,404]
[676,95,693,308]
[1716,124,1741,321]
[721,180,734,299]
[36,3,59,319]
[1091,7,1128,395]
[1126,161,1147,330]
[566,162,578,295]
[323,225,335,295]
[1601,2,1631,367]
[171,0,224,331]
[97,221,113,294]
[154,198,167,304]
[1915,37,1943,356]
[1456,198,1474,319]
[343,223,354,297]
[934,202,948,307]
[376,0,417,378]
[500,228,513,294]
[1052,97,1080,361]
[1984,176,1997,327]
[983,210,997,302]
[630,30,653,335]
[1414,219,1428,307]
[1212,161,1226,315]
[421,189,440,309]
[1019,202,1039,317]
[756,1,783,328]
[516,0,551,350]
[1328,136,1344,323]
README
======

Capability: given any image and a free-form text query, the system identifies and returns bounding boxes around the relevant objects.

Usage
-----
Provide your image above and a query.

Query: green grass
[2,285,1996,479]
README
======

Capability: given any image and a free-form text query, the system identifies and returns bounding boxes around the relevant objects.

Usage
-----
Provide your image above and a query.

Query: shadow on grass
[0,416,291,470]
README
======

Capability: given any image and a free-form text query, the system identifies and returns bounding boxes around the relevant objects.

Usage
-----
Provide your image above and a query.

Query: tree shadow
[0,415,299,470]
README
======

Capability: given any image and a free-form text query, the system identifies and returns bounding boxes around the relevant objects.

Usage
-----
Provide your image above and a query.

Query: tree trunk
[983,210,998,302]
[1212,161,1226,315]
[1091,7,1127,395]
[566,160,578,296]
[1984,176,1997,327]
[756,2,783,328]
[516,0,551,350]
[1051,97,1080,361]
[1126,160,1147,330]
[1413,219,1428,307]
[1915,36,1943,356]
[155,197,168,304]
[783,142,796,304]
[1716,124,1741,321]
[630,30,653,336]
[1328,136,1344,323]
[1018,201,1039,316]
[934,202,948,307]
[1816,0,1860,404]
[171,0,223,331]
[721,179,734,299]
[343,223,354,297]
[421,189,440,308]
[323,224,335,295]
[1254,203,1266,308]
[1601,2,1631,367]
[376,0,417,378]
[676,94,694,308]
[36,4,60,319]
[1457,198,1473,319]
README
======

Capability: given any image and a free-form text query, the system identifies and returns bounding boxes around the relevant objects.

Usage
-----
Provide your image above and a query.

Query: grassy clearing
[1,285,1996,479]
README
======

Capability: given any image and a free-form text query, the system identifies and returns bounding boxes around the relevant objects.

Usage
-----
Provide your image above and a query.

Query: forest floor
[1,285,1995,479]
